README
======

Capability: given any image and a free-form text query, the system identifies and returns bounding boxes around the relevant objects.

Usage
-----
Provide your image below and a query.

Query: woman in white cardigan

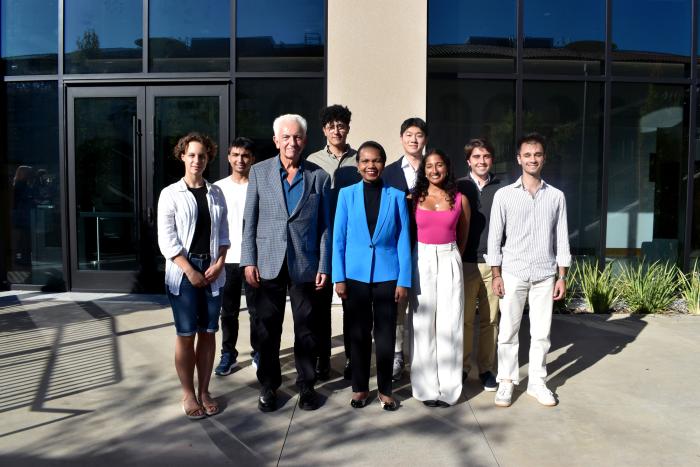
[158,132,229,419]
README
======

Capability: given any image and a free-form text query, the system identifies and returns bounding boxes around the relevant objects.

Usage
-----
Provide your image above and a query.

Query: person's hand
[394,286,408,303]
[492,276,505,298]
[335,282,347,299]
[244,266,261,288]
[315,273,328,290]
[553,279,566,301]
[185,268,207,288]
[204,262,223,283]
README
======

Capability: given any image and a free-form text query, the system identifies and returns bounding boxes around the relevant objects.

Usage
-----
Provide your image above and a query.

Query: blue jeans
[167,256,222,336]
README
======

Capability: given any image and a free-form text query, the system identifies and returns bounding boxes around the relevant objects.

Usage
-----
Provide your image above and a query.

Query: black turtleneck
[363,179,382,237]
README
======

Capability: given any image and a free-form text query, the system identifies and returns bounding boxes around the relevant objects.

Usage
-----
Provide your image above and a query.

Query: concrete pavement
[0,290,698,466]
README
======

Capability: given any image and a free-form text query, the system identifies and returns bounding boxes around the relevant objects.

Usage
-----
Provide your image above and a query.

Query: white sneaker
[494,382,514,407]
[526,384,557,406]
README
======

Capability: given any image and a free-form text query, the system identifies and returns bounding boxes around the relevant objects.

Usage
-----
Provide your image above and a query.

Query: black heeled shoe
[350,392,370,409]
[378,396,398,411]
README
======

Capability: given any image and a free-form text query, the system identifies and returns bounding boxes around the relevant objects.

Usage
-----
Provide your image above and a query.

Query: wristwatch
[558,274,567,281]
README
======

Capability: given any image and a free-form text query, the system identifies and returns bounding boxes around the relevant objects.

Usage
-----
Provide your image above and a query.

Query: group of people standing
[157,104,571,419]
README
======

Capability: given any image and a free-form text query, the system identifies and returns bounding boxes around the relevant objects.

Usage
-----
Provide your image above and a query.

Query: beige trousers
[462,262,499,374]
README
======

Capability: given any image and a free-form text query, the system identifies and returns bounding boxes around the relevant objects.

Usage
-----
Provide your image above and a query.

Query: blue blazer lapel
[353,182,372,244]
[371,185,390,243]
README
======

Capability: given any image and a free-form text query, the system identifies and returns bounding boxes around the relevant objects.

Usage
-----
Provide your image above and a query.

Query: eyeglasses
[325,123,348,133]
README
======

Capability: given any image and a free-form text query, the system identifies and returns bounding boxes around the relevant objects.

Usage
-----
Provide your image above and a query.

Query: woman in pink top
[410,149,471,407]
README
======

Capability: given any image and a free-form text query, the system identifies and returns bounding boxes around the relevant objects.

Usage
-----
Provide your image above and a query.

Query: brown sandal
[181,397,206,420]
[199,392,219,417]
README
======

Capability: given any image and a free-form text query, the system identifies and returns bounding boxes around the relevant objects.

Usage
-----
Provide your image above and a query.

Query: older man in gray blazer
[241,114,331,412]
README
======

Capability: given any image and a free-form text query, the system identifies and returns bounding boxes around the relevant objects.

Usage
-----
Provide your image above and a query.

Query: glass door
[67,87,146,291]
[66,84,228,292]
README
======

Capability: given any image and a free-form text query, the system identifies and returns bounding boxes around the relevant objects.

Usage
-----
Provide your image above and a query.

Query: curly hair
[172,132,218,161]
[411,148,457,209]
[320,104,351,126]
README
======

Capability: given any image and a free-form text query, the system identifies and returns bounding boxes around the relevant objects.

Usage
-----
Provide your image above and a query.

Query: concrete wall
[327,0,427,162]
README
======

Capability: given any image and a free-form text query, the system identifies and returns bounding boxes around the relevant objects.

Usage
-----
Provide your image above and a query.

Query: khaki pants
[462,262,499,374]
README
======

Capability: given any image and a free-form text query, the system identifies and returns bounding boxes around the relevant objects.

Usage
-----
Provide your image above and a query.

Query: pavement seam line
[467,400,501,467]
[277,395,298,466]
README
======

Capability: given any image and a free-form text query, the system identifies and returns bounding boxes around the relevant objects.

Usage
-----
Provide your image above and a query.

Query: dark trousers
[313,278,350,368]
[220,263,258,359]
[255,263,317,391]
[345,279,397,395]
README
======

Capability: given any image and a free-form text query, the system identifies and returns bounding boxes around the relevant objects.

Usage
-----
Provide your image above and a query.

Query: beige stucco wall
[327,0,427,163]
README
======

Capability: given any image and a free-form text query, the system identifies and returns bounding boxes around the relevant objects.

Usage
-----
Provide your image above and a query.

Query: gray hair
[273,114,308,137]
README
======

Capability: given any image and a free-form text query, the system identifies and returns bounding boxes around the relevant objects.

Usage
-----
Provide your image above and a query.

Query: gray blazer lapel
[289,166,310,220]
[268,157,287,214]
[371,185,390,243]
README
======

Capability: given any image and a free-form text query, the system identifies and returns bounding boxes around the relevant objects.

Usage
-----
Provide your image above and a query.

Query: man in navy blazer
[381,117,429,381]
[241,114,331,412]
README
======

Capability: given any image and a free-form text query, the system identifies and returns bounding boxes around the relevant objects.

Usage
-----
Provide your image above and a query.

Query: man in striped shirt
[486,132,571,408]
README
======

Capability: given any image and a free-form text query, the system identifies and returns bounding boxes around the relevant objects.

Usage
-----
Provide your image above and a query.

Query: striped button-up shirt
[486,177,571,282]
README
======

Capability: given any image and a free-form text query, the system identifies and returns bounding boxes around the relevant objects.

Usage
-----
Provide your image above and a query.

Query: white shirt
[401,156,419,190]
[214,176,248,264]
[469,171,491,192]
[157,178,230,296]
[486,177,571,282]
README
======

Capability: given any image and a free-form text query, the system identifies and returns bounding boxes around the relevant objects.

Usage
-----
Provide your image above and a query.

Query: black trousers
[312,283,352,367]
[255,263,317,391]
[345,279,397,395]
[220,263,258,359]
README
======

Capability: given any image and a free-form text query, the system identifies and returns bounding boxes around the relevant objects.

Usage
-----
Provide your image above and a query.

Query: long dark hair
[411,148,457,209]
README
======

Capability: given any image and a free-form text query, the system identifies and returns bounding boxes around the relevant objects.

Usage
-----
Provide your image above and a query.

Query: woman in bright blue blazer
[333,141,411,411]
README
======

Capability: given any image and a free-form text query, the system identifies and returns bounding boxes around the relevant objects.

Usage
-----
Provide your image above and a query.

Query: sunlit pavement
[1,290,698,466]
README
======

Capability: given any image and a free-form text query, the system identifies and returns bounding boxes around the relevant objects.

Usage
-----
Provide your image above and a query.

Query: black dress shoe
[435,400,451,408]
[258,389,277,413]
[343,358,352,380]
[298,387,319,411]
[422,400,439,407]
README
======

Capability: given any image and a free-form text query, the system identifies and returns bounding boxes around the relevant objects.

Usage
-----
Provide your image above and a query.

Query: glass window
[236,79,324,159]
[428,0,516,74]
[1,0,58,75]
[607,84,688,262]
[523,81,604,256]
[236,0,324,72]
[612,0,691,78]
[3,82,63,288]
[523,0,604,75]
[64,0,142,74]
[691,95,700,266]
[149,0,230,72]
[427,79,515,180]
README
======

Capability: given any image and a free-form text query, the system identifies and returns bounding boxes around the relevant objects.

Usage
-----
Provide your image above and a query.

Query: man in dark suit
[381,117,428,381]
[241,114,332,412]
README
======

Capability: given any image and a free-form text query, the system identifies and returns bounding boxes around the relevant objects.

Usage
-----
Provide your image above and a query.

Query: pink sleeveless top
[415,192,462,244]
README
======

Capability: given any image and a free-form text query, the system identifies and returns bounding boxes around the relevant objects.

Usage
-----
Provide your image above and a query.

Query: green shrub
[575,260,619,313]
[679,268,700,315]
[615,260,680,314]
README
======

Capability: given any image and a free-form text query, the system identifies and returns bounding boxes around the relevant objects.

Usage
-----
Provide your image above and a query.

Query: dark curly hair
[411,148,457,209]
[172,132,218,161]
[319,104,352,126]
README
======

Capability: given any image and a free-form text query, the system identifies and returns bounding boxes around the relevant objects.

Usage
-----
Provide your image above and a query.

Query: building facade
[2,0,699,292]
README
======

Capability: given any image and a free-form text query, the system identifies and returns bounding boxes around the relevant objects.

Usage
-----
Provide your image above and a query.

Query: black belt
[188,253,211,260]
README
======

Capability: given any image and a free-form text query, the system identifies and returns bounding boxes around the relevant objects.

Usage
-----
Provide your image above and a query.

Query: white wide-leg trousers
[496,271,555,386]
[410,242,464,404]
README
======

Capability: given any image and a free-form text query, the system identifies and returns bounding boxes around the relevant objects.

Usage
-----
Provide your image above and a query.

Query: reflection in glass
[607,84,688,262]
[612,0,691,78]
[428,0,515,74]
[236,0,324,72]
[153,96,220,197]
[427,79,515,179]
[236,79,324,159]
[3,82,63,287]
[149,0,230,72]
[523,0,604,75]
[523,81,603,256]
[691,98,700,264]
[1,0,58,75]
[74,97,138,270]
[64,0,142,74]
